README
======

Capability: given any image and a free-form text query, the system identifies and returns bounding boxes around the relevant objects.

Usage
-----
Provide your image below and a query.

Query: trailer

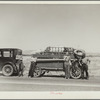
[31,47,85,79]
[29,58,82,79]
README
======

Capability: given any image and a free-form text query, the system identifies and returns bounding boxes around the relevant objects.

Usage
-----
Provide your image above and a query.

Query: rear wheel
[2,64,14,76]
[33,66,42,77]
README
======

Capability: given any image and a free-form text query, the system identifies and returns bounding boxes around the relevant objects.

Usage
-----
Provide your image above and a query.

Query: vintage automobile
[0,48,23,76]
[33,47,75,59]
[32,47,86,79]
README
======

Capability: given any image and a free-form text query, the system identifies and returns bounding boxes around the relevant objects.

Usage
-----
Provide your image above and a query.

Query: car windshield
[16,49,23,60]
[17,49,22,55]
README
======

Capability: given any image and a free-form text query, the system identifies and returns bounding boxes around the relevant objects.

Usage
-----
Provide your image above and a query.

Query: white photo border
[0,1,100,99]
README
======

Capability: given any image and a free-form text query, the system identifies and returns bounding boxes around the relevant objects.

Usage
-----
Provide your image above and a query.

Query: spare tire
[74,49,86,59]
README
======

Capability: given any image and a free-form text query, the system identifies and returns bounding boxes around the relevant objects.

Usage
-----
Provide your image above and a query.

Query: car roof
[0,48,22,51]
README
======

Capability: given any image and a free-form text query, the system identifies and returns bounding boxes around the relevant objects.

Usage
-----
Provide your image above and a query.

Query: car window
[3,51,13,57]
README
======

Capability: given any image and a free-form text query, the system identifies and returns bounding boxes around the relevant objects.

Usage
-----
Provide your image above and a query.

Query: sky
[0,4,100,53]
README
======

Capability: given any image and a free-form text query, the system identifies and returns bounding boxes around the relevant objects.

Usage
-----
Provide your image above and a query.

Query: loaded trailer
[29,58,82,79]
[30,47,86,79]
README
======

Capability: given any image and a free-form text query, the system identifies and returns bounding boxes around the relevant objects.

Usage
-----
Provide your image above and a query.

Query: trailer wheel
[2,64,14,76]
[70,66,81,79]
[33,66,42,77]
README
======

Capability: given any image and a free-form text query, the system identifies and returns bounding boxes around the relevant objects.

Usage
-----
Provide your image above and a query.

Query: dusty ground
[0,75,100,91]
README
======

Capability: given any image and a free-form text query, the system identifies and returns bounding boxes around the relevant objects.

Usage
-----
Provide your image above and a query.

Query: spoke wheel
[70,67,81,79]
[70,61,81,79]
[2,64,14,76]
[33,66,41,77]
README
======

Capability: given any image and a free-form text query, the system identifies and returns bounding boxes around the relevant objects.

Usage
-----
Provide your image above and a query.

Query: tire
[74,49,86,59]
[33,66,42,77]
[70,65,81,79]
[2,64,14,76]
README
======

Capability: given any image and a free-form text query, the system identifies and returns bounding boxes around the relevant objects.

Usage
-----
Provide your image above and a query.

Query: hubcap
[5,67,11,73]
[2,64,13,76]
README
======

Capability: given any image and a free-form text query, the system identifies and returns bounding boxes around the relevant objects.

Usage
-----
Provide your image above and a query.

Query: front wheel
[70,67,81,79]
[2,64,14,76]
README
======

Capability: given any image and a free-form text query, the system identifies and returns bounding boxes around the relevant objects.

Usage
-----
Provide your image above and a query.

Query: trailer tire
[33,66,42,77]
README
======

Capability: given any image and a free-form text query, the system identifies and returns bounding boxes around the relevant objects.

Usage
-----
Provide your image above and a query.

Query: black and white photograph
[0,1,100,99]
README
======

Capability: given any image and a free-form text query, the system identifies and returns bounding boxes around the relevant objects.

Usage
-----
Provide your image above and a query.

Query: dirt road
[0,75,100,91]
